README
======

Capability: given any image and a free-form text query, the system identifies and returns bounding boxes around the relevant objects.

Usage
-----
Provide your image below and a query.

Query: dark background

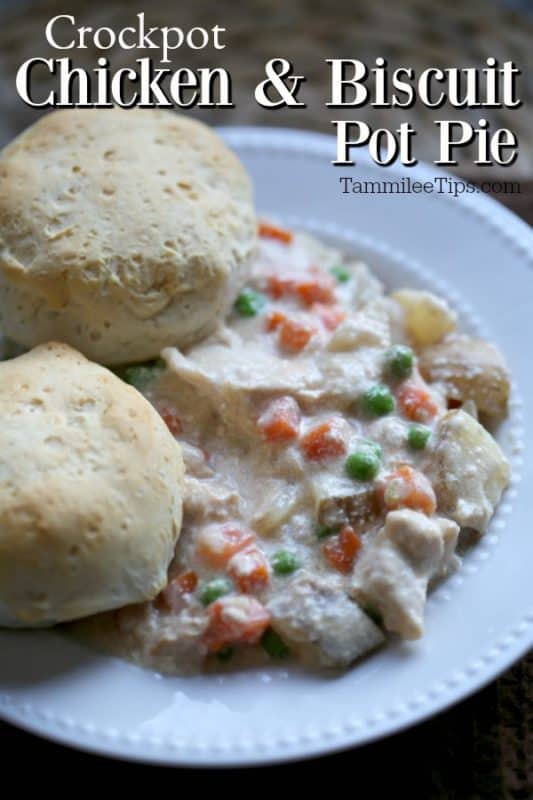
[0,0,531,792]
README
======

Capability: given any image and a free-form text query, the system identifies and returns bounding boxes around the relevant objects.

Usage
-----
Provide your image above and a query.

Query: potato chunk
[311,473,379,530]
[350,510,459,639]
[419,334,510,420]
[426,410,510,532]
[392,289,457,347]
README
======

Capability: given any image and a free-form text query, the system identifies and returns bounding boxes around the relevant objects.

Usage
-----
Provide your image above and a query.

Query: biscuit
[0,109,256,364]
[0,342,184,626]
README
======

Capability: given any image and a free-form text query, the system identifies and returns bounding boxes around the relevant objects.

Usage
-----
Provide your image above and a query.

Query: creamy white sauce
[71,227,510,675]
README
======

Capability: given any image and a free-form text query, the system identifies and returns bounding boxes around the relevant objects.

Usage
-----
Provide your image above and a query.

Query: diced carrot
[258,221,293,245]
[267,273,336,307]
[257,396,301,443]
[155,570,198,612]
[266,275,296,299]
[312,302,347,331]
[196,523,255,569]
[397,381,439,423]
[379,464,437,515]
[296,276,336,307]
[228,546,270,593]
[300,419,347,462]
[157,403,182,436]
[323,526,362,574]
[203,595,271,653]
[278,317,315,353]
[177,570,198,594]
[265,309,287,332]
[268,310,317,351]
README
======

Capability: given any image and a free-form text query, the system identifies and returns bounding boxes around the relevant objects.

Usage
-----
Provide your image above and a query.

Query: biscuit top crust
[0,341,184,625]
[0,109,256,319]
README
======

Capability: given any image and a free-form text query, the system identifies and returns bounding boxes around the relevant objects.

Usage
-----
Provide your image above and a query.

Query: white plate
[1,128,532,766]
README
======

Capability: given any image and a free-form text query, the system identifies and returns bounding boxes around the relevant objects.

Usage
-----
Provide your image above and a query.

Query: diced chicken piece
[183,475,242,523]
[327,300,391,352]
[392,289,457,347]
[367,416,413,457]
[268,571,385,667]
[311,473,379,529]
[164,336,321,395]
[419,334,510,421]
[161,345,260,440]
[148,611,208,674]
[350,509,459,639]
[426,410,510,532]
[163,303,390,412]
[180,441,214,478]
[344,261,385,308]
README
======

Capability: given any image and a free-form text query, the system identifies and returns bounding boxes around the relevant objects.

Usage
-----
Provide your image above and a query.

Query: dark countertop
[0,0,531,790]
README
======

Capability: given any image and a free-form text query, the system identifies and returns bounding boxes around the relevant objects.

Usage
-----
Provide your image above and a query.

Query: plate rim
[1,126,532,766]
[1,618,532,768]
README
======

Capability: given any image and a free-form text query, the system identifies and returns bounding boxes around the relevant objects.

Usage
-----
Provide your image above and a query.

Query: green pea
[234,288,267,317]
[261,628,290,659]
[199,577,233,606]
[360,384,395,417]
[119,358,165,392]
[345,449,381,481]
[216,646,234,662]
[330,265,351,283]
[385,345,414,379]
[407,423,431,450]
[272,550,300,575]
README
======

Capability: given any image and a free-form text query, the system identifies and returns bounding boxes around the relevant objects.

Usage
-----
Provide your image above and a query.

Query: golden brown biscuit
[0,109,256,364]
[0,342,184,627]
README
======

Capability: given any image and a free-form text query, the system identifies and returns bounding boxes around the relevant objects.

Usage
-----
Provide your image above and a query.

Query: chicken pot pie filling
[73,222,510,674]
